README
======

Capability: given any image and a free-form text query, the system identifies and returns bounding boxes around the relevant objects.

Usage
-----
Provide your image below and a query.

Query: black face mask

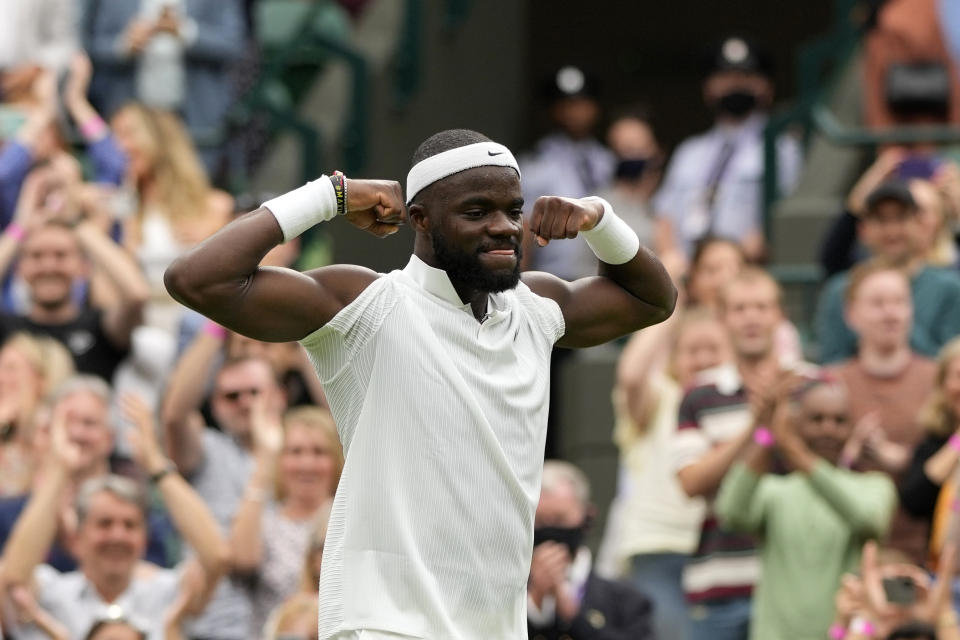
[614,157,651,181]
[716,90,758,118]
[533,525,585,558]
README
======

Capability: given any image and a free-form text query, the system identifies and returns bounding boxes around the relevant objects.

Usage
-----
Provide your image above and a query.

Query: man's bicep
[203,264,378,343]
[523,272,668,348]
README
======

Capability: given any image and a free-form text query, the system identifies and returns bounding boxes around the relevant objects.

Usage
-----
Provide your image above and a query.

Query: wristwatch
[148,462,177,484]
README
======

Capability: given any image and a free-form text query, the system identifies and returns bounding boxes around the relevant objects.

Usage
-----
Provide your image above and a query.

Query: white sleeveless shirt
[300,255,565,639]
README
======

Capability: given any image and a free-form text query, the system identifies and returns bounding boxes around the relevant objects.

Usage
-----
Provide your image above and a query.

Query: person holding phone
[833,541,960,639]
[714,378,897,640]
[82,0,245,168]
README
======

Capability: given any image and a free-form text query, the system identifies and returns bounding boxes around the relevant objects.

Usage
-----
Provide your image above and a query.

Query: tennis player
[165,129,676,639]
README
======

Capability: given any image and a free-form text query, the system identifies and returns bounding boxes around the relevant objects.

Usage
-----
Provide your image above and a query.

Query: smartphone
[897,154,941,180]
[883,575,917,605]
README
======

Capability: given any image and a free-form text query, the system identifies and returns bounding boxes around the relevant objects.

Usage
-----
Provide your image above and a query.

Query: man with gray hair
[528,460,654,639]
[0,394,229,640]
[0,375,172,570]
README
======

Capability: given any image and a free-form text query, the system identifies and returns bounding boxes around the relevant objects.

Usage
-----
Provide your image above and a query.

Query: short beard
[431,234,522,294]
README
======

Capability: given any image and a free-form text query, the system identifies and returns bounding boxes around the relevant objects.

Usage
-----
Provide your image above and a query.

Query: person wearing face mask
[528,461,654,640]
[714,379,896,640]
[519,65,616,282]
[596,108,664,254]
[653,35,802,263]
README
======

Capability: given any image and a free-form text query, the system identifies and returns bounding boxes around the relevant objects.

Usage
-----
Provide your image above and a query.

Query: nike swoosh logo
[488,151,504,156]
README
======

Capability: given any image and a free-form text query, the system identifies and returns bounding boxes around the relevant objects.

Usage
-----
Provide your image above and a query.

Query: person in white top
[164,128,677,640]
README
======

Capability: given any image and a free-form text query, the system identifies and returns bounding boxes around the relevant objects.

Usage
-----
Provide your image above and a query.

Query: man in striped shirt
[164,129,676,639]
[671,267,807,640]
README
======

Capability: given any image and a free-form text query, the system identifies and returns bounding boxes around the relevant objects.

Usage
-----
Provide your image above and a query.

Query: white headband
[405,141,521,204]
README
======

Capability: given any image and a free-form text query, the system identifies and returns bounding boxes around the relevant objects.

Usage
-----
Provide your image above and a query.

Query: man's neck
[88,570,132,604]
[449,279,488,321]
[737,352,779,383]
[612,180,655,201]
[76,461,110,486]
[885,253,924,275]
[858,343,912,378]
[29,300,79,325]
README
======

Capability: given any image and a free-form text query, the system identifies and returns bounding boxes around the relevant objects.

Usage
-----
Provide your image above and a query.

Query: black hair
[865,179,918,214]
[410,129,491,166]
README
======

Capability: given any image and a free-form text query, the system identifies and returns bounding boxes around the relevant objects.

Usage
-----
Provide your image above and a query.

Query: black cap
[541,65,600,102]
[707,36,773,77]
[864,180,917,214]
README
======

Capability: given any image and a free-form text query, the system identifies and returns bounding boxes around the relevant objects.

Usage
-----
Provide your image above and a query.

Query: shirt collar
[694,362,743,395]
[404,254,468,307]
[713,112,768,141]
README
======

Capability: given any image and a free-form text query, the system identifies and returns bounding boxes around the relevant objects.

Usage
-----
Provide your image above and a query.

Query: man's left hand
[528,541,570,601]
[529,196,603,247]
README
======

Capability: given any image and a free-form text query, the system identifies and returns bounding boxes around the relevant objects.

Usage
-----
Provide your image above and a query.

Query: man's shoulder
[33,563,83,594]
[672,129,715,155]
[821,270,850,295]
[916,265,960,292]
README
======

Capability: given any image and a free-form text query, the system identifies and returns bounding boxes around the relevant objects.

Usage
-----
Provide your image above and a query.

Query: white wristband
[262,177,338,242]
[580,197,640,265]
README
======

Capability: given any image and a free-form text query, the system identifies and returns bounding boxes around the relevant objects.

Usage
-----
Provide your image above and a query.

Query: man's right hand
[344,179,405,238]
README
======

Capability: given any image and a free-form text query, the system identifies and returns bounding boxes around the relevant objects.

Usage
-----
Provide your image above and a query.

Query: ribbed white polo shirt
[301,255,565,640]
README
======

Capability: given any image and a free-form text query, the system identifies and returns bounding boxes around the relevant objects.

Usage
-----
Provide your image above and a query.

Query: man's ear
[408,203,429,233]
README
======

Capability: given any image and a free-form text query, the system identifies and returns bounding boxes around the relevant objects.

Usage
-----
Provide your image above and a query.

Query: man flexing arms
[165,129,676,640]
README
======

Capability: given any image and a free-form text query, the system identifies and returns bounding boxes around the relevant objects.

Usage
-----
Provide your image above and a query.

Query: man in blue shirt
[815,180,960,363]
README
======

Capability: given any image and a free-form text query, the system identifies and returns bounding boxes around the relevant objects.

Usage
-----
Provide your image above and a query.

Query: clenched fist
[344,178,406,238]
[528,196,604,247]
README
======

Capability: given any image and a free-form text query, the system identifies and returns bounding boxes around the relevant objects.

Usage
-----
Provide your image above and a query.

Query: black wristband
[148,463,177,484]
[328,171,347,217]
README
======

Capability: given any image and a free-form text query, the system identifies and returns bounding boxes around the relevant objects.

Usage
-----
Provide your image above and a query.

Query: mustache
[96,543,135,554]
[477,240,522,254]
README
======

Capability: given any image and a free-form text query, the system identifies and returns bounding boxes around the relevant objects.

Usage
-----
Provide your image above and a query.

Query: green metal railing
[761,0,960,254]
[225,0,474,189]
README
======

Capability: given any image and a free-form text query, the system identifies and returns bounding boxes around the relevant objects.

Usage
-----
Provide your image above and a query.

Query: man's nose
[486,210,520,236]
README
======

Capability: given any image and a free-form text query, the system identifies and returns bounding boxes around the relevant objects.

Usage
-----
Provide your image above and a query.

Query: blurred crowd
[1,0,960,640]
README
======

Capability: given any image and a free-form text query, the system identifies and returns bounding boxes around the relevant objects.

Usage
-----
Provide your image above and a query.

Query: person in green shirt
[715,378,897,640]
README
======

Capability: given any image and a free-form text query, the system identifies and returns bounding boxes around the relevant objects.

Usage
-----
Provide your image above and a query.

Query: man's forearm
[154,471,229,580]
[74,222,150,304]
[229,457,272,572]
[779,437,817,475]
[0,466,68,584]
[161,330,223,474]
[679,425,755,498]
